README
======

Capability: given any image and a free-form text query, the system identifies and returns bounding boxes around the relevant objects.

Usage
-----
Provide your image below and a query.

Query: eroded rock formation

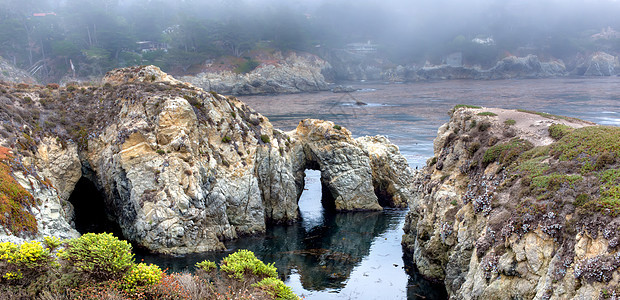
[180,52,332,95]
[402,106,620,299]
[0,66,413,254]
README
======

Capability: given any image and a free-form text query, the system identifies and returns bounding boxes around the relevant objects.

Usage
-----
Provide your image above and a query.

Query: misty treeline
[1,0,619,83]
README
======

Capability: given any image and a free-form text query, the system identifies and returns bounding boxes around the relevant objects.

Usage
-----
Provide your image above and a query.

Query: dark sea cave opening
[68,176,124,238]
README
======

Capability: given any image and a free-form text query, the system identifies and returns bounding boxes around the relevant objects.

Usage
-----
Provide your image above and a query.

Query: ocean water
[138,77,620,299]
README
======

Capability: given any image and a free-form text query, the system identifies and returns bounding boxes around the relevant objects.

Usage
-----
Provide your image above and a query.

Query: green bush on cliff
[0,240,53,282]
[195,260,217,272]
[60,232,134,281]
[252,277,298,300]
[483,138,533,166]
[121,263,163,294]
[220,249,278,281]
[548,124,573,140]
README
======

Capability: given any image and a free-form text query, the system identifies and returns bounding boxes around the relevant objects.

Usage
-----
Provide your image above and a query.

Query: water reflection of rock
[216,210,396,291]
[250,211,395,291]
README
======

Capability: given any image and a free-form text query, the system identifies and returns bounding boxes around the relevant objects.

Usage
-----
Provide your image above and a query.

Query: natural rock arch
[0,66,414,254]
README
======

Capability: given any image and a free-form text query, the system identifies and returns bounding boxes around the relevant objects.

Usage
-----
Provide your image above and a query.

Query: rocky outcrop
[0,66,413,254]
[413,55,567,81]
[326,51,566,82]
[0,56,36,84]
[572,52,619,76]
[323,49,408,82]
[402,106,620,299]
[483,55,567,79]
[180,52,332,95]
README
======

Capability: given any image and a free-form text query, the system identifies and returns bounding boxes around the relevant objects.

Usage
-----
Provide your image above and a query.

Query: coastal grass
[507,125,620,216]
[483,138,533,166]
[450,104,481,116]
[516,109,584,123]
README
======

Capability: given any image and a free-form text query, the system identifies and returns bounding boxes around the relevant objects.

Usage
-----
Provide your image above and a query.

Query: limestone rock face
[181,52,332,95]
[0,66,413,254]
[402,107,620,299]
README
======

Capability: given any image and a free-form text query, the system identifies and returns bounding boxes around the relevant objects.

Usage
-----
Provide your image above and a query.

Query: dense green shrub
[252,277,299,300]
[121,263,163,293]
[60,232,134,281]
[195,260,217,272]
[220,249,277,281]
[0,240,53,282]
[504,119,516,126]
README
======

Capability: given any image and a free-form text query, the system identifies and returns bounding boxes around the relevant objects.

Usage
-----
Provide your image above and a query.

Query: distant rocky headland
[0,66,413,254]
[3,50,619,96]
[326,50,620,82]
[402,106,620,299]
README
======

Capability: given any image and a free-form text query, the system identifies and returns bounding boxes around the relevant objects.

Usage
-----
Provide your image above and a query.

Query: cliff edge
[402,106,620,299]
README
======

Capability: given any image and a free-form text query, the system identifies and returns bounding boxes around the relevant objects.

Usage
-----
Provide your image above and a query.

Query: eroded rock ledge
[0,66,413,254]
[402,106,620,299]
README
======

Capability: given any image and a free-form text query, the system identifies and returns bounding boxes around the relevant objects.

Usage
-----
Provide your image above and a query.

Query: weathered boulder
[180,52,332,95]
[0,66,413,254]
[402,106,620,299]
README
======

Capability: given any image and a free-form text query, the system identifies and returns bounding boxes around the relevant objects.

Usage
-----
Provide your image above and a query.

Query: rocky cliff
[0,56,37,84]
[402,106,620,299]
[180,52,332,95]
[0,65,412,254]
[326,52,572,82]
[571,52,620,76]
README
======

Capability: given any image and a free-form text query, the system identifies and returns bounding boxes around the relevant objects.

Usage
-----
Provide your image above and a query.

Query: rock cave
[68,176,124,237]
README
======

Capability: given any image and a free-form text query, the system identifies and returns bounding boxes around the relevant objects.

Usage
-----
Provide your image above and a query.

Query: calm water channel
[139,77,620,299]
